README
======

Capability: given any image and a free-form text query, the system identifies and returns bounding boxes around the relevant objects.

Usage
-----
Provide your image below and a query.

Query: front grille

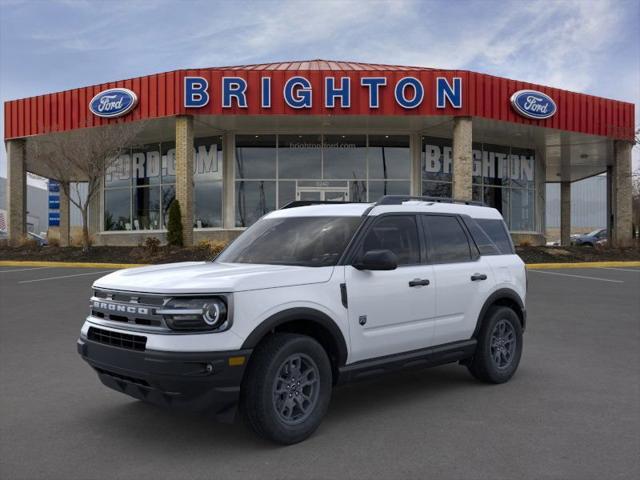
[90,289,167,330]
[88,327,147,351]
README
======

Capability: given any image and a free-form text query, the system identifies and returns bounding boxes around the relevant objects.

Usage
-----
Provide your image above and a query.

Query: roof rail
[374,195,487,207]
[280,200,364,209]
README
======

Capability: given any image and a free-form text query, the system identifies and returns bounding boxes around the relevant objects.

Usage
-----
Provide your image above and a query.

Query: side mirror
[353,249,398,271]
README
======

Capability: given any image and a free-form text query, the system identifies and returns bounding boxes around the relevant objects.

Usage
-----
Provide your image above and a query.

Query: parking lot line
[0,267,53,273]
[529,270,624,283]
[17,270,115,284]
[597,267,640,273]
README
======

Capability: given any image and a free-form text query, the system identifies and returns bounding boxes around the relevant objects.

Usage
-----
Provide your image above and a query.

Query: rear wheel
[467,306,523,384]
[241,333,332,444]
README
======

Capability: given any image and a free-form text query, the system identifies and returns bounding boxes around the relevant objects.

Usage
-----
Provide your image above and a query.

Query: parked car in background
[27,231,48,246]
[571,229,607,247]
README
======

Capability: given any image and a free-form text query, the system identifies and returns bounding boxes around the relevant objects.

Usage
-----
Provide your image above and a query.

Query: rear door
[345,214,436,363]
[422,214,495,345]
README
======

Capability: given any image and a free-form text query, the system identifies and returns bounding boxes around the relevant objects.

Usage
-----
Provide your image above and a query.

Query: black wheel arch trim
[241,307,349,367]
[473,288,526,337]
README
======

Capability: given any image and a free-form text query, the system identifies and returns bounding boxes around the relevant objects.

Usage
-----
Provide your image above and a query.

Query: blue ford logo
[89,88,138,118]
[510,90,556,120]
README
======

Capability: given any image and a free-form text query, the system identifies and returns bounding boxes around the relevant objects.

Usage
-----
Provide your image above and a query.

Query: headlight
[157,297,230,332]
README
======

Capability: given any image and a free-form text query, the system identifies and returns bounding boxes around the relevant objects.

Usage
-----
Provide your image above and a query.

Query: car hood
[93,261,335,294]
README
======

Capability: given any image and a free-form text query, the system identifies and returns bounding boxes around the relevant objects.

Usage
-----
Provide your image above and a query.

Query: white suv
[78,196,526,444]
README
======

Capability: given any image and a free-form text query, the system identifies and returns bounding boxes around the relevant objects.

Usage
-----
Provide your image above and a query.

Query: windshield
[587,229,604,237]
[217,216,362,267]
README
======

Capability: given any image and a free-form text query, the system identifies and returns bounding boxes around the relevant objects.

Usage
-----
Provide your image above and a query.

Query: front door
[344,214,436,363]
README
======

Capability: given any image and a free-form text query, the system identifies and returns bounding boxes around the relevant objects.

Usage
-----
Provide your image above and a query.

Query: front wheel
[241,333,332,444]
[467,306,523,384]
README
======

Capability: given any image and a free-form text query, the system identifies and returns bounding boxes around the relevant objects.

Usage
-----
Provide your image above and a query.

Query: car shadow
[82,364,481,449]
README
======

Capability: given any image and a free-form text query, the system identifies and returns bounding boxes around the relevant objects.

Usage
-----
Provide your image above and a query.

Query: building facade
[3,60,636,247]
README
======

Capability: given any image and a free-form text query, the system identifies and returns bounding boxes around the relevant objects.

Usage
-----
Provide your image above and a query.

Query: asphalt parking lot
[1,265,639,480]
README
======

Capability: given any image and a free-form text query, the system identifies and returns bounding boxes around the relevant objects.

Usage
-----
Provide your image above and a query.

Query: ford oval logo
[89,88,138,118]
[510,89,556,120]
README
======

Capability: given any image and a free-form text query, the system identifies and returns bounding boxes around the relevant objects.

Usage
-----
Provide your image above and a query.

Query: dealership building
[3,60,636,246]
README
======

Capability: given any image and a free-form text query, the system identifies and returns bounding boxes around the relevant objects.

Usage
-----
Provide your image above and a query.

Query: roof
[4,59,635,141]
[214,59,435,71]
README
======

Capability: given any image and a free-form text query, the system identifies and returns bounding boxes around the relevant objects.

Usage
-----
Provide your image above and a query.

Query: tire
[241,333,332,444]
[467,306,523,384]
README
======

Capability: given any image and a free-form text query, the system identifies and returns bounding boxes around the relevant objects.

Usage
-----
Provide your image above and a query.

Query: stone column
[452,117,473,201]
[6,139,27,245]
[59,181,70,247]
[409,133,422,196]
[560,181,571,246]
[222,133,236,229]
[175,115,194,246]
[610,141,633,247]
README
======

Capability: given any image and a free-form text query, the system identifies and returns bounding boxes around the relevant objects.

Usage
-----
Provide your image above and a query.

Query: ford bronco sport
[78,196,526,444]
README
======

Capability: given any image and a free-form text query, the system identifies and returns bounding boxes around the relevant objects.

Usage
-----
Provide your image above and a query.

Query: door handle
[471,273,487,281]
[409,278,430,287]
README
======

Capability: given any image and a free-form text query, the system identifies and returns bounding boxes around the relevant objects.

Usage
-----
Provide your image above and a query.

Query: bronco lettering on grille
[92,300,149,315]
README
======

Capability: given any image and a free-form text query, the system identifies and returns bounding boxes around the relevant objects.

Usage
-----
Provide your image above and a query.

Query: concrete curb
[1,260,639,270]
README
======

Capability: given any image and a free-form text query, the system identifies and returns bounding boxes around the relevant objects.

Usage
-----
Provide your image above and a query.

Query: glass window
[194,137,223,183]
[235,135,276,179]
[424,215,472,263]
[161,141,176,183]
[195,181,223,228]
[423,181,452,198]
[323,135,366,179]
[360,215,420,266]
[476,219,514,254]
[161,185,176,227]
[218,216,362,267]
[104,188,131,231]
[509,147,535,189]
[132,143,161,187]
[278,134,322,179]
[368,135,410,179]
[482,143,510,187]
[422,136,452,183]
[509,189,535,231]
[105,153,131,188]
[368,180,410,202]
[132,186,160,230]
[236,180,276,227]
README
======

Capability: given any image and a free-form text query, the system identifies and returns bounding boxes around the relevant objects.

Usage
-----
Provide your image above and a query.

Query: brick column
[6,139,27,245]
[59,181,70,247]
[409,133,422,196]
[175,115,194,246]
[222,133,236,229]
[560,181,571,246]
[610,141,633,247]
[452,117,473,201]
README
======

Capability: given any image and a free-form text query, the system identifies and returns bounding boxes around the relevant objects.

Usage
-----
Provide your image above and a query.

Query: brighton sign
[89,88,138,118]
[183,76,464,110]
[510,89,557,120]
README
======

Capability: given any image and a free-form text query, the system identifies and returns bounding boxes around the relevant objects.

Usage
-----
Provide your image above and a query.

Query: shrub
[144,236,161,255]
[166,200,183,247]
[48,237,60,247]
[196,239,227,258]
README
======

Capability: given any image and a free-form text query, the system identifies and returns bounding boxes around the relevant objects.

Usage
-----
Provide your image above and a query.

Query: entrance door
[296,186,349,202]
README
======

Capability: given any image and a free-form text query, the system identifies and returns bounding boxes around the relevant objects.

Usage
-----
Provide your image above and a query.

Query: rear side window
[462,217,500,256]
[476,219,514,254]
[360,215,420,265]
[423,215,472,263]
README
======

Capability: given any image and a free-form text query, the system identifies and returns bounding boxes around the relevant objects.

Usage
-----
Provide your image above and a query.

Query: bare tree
[27,122,143,250]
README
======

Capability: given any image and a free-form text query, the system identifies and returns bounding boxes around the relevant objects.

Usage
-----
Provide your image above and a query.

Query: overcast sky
[1,0,638,181]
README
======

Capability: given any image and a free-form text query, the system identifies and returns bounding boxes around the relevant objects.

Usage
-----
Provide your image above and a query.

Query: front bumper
[77,337,252,422]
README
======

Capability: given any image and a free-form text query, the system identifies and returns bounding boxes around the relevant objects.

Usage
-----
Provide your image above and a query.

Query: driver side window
[359,215,420,266]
